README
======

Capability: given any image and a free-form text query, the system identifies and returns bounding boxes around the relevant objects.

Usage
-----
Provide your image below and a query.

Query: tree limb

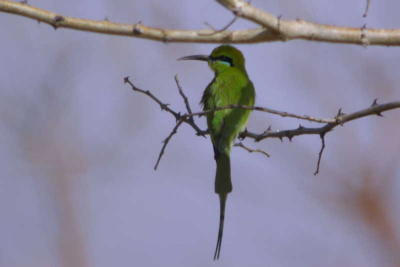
[234,142,270,157]
[125,77,400,143]
[216,0,400,46]
[2,0,400,45]
[0,0,273,43]
[242,100,400,142]
[125,77,400,173]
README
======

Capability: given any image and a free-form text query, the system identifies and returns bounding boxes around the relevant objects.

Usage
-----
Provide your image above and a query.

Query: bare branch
[0,1,273,44]
[184,104,334,123]
[175,75,193,115]
[124,76,180,119]
[2,0,400,45]
[125,77,400,143]
[125,77,400,175]
[174,75,205,135]
[234,142,270,157]
[242,100,400,142]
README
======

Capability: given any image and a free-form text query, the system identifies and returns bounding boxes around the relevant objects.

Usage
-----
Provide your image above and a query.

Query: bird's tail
[215,153,232,194]
[213,153,232,260]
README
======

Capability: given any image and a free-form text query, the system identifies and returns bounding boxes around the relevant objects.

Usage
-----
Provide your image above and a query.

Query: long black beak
[178,55,209,61]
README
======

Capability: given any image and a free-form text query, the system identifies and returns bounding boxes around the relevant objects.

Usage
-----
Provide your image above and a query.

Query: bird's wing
[203,73,254,154]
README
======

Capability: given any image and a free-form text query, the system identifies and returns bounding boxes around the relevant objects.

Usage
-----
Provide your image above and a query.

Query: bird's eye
[210,55,233,66]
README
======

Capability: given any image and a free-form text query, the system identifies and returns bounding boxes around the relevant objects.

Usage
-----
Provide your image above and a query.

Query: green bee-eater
[180,45,255,260]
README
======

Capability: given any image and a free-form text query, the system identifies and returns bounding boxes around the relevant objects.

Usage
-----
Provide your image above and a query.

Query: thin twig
[124,76,180,120]
[154,120,184,170]
[175,74,193,114]
[183,104,334,123]
[363,0,371,18]
[313,134,326,175]
[174,75,205,135]
[124,76,207,136]
[201,16,238,36]
[234,142,270,157]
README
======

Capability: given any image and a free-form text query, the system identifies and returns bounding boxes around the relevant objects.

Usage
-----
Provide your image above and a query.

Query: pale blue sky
[1,1,400,266]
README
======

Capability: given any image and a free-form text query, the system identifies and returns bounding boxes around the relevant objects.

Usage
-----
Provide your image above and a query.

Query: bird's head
[179,45,246,74]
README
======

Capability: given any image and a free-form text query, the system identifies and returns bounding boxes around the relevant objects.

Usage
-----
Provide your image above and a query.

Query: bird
[179,45,255,260]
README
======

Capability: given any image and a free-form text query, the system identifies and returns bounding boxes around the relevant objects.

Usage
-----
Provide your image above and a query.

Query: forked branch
[124,76,400,173]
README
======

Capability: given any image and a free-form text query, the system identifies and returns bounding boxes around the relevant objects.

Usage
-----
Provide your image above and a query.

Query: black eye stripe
[210,55,233,66]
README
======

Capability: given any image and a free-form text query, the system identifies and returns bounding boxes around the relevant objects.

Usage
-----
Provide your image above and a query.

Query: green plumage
[201,52,255,192]
[180,45,255,260]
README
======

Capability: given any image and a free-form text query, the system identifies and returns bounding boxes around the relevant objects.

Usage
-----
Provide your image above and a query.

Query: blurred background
[1,0,400,266]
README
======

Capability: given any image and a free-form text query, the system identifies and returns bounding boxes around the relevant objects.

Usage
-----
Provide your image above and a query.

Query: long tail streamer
[214,193,227,260]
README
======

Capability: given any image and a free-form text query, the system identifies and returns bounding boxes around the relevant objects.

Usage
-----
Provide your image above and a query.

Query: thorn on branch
[260,127,270,137]
[335,108,345,125]
[314,133,326,175]
[276,15,288,41]
[277,15,282,31]
[160,103,170,111]
[336,108,344,117]
[133,21,143,35]
[232,7,243,17]
[238,128,248,140]
[52,15,64,30]
[196,129,208,137]
[162,29,170,43]
[370,98,383,116]
[55,16,64,22]
[360,24,370,47]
